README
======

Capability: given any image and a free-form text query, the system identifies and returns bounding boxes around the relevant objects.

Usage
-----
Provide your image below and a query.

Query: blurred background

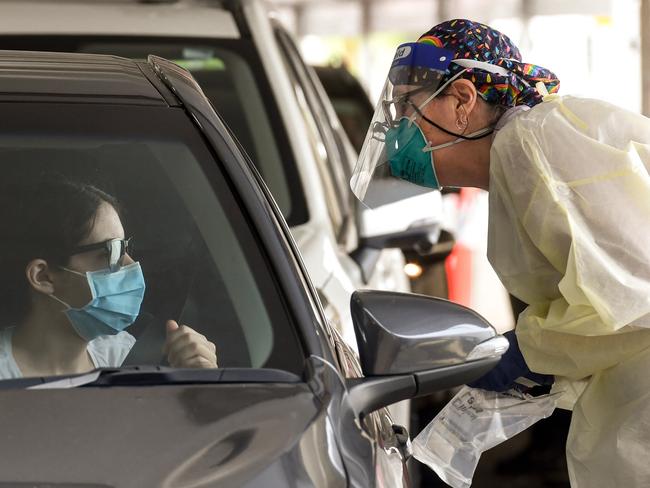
[272,0,643,112]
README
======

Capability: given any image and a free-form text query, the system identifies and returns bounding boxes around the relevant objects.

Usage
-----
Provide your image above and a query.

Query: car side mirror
[347,290,508,417]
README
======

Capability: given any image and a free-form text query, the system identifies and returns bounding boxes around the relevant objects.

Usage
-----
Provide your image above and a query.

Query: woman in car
[0,176,217,379]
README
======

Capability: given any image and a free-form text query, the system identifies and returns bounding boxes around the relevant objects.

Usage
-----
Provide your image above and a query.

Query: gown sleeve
[488,95,650,380]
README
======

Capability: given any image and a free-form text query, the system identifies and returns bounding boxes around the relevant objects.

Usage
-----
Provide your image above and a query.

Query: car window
[287,70,345,233]
[0,103,304,380]
[314,66,375,155]
[0,36,309,228]
[328,97,372,155]
[274,29,353,238]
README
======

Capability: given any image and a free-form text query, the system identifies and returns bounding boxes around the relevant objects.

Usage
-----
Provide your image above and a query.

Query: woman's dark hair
[0,175,120,324]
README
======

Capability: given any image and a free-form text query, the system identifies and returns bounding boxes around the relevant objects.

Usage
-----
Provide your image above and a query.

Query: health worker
[351,18,650,488]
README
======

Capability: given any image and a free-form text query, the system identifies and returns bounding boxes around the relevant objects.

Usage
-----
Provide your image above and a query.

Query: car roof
[0,50,171,105]
[0,0,240,38]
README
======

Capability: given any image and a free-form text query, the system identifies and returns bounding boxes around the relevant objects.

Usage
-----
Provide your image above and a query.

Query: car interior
[0,130,303,376]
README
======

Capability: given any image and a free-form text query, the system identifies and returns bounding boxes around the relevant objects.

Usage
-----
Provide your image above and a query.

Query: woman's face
[54,202,134,308]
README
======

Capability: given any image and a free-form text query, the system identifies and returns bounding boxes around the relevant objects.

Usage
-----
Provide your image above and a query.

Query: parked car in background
[314,64,454,299]
[0,0,445,359]
[312,65,375,154]
[0,49,508,488]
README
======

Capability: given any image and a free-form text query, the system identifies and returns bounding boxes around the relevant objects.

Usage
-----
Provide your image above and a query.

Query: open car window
[0,103,304,383]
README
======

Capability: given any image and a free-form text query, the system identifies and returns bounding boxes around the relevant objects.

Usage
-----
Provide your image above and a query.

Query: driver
[0,176,217,379]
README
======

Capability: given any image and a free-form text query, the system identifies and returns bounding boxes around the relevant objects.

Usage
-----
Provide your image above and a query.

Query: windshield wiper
[0,366,301,389]
[29,370,102,389]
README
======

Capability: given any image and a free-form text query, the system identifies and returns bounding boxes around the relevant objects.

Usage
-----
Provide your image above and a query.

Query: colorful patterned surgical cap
[419,19,560,107]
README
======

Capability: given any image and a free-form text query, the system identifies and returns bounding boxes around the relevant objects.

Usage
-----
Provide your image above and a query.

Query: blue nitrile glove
[467,330,554,392]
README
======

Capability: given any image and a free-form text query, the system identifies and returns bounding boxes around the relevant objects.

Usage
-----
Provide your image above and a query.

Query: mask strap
[414,58,518,117]
[48,293,71,311]
[59,266,86,277]
[408,73,494,141]
[411,69,467,120]
[422,124,494,153]
[416,106,495,141]
[50,266,88,310]
[452,58,514,78]
[411,58,517,138]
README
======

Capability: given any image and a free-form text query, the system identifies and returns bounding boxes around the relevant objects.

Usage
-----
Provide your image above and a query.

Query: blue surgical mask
[385,117,441,190]
[51,262,146,342]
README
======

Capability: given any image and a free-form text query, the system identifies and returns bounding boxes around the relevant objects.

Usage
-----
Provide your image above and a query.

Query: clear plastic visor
[351,43,453,208]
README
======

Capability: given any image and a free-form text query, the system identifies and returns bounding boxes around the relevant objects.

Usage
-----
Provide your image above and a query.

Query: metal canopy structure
[270,0,614,36]
[269,0,648,115]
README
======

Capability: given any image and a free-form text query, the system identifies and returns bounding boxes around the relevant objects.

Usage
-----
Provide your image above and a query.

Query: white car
[0,0,443,357]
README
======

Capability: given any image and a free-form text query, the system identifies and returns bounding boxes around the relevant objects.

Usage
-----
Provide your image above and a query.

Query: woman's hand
[163,320,218,368]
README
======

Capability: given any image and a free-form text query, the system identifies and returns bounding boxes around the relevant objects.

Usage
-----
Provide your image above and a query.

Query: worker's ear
[447,79,479,129]
[25,259,56,295]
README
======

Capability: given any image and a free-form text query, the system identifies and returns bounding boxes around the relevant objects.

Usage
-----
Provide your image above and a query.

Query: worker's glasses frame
[69,237,133,272]
[381,84,437,128]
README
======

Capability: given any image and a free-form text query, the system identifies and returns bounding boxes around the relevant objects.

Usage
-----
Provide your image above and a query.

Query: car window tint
[329,98,372,155]
[314,66,375,156]
[0,36,309,227]
[0,103,304,380]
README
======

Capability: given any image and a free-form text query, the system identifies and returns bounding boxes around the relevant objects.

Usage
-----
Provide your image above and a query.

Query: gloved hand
[467,330,554,392]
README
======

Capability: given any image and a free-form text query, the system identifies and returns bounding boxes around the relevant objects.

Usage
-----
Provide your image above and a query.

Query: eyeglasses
[69,237,132,272]
[382,84,435,128]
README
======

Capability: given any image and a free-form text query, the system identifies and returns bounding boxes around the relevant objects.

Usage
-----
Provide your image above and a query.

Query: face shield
[350,42,454,208]
[351,42,500,208]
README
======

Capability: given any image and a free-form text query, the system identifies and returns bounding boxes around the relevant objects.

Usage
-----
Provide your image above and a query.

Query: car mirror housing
[347,290,509,417]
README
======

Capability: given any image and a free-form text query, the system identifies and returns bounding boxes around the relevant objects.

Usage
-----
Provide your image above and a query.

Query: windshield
[0,36,308,227]
[0,103,304,383]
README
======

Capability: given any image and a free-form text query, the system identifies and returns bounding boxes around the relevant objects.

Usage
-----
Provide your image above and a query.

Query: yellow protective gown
[488,94,650,488]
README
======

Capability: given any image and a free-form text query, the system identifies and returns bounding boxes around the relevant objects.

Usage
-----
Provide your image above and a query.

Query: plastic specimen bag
[412,386,558,488]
